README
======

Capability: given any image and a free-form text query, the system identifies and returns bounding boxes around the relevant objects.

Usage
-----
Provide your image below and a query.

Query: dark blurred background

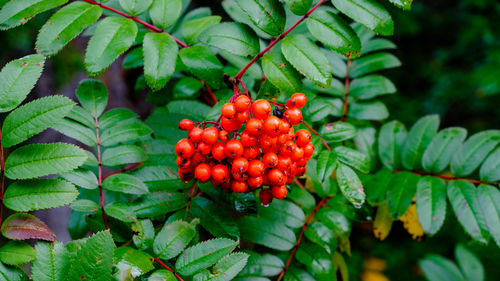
[0,0,499,280]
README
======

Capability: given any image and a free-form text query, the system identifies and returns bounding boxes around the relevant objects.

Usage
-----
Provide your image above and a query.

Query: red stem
[201,80,218,106]
[81,0,187,48]
[102,163,143,181]
[154,257,185,281]
[95,118,109,230]
[277,196,331,281]
[301,121,331,151]
[395,170,499,186]
[185,181,198,213]
[233,0,326,80]
[341,59,351,122]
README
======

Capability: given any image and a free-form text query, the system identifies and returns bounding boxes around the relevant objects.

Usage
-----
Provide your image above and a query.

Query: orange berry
[248,159,265,177]
[263,116,281,136]
[231,181,248,193]
[188,127,203,143]
[304,142,314,159]
[252,99,272,119]
[176,139,195,158]
[179,119,194,131]
[268,169,286,186]
[221,103,236,117]
[212,164,229,183]
[202,127,219,144]
[235,111,249,123]
[284,108,303,125]
[232,157,249,174]
[197,142,212,155]
[271,185,287,199]
[176,156,192,169]
[295,129,312,147]
[286,93,307,108]
[248,176,263,189]
[211,142,226,161]
[246,118,263,135]
[240,130,258,147]
[263,152,278,168]
[194,163,211,182]
[235,95,251,112]
[225,139,244,158]
[219,130,230,142]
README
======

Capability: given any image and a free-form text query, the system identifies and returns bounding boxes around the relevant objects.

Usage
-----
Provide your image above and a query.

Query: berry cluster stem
[232,0,326,81]
[0,129,4,230]
[341,58,352,122]
[95,117,109,230]
[201,80,218,105]
[301,121,331,151]
[153,257,185,281]
[185,181,198,212]
[277,196,331,281]
[395,170,499,186]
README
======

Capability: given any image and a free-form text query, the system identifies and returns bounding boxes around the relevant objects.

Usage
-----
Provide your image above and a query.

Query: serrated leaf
[373,203,393,240]
[114,247,155,279]
[287,184,316,213]
[76,79,108,118]
[307,7,361,58]
[335,146,370,174]
[173,77,204,99]
[386,171,419,218]
[0,0,67,30]
[235,0,285,36]
[1,213,55,241]
[282,0,312,15]
[349,52,401,78]
[67,231,115,281]
[258,199,305,229]
[447,181,488,243]
[479,147,500,182]
[131,192,188,217]
[148,270,177,281]
[132,220,155,251]
[454,244,484,281]
[237,252,284,278]
[100,120,152,147]
[202,22,260,57]
[32,242,69,281]
[419,255,464,281]
[105,202,137,222]
[238,216,295,251]
[416,177,447,235]
[102,174,148,195]
[378,120,407,170]
[119,0,152,16]
[208,253,249,281]
[331,0,394,36]
[316,208,351,235]
[220,51,263,79]
[66,105,95,128]
[143,32,178,91]
[102,145,147,167]
[362,38,396,54]
[477,185,500,247]
[149,0,182,30]
[364,168,392,205]
[53,118,97,146]
[99,108,139,130]
[36,1,102,56]
[153,220,197,260]
[85,17,138,75]
[175,238,238,276]
[320,122,357,143]
[336,164,365,207]
[281,34,332,87]
[0,54,45,112]
[262,52,303,93]
[179,46,223,89]
[132,165,189,191]
[61,169,98,190]
[304,221,337,249]
[451,130,500,177]
[1,95,75,147]
[4,179,78,212]
[0,241,35,266]
[182,16,221,45]
[316,150,337,184]
[295,242,334,278]
[349,100,389,120]
[350,75,396,100]
[388,0,413,10]
[422,127,468,173]
[71,199,99,212]
[167,100,212,121]
[402,115,440,170]
[190,197,239,239]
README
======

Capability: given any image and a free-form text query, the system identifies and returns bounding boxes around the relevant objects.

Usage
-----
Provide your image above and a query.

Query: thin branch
[95,117,109,230]
[233,0,326,80]
[301,121,331,151]
[185,181,198,213]
[200,80,218,106]
[277,196,331,281]
[102,163,143,181]
[341,58,352,122]
[294,178,306,189]
[395,170,500,186]
[154,257,185,281]
[81,0,187,48]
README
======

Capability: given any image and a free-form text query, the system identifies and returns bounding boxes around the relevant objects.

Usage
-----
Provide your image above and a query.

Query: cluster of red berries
[175,93,313,205]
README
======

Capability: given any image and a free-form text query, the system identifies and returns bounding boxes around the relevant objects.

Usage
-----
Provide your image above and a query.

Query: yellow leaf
[363,257,387,272]
[400,201,424,240]
[361,271,390,281]
[373,203,393,240]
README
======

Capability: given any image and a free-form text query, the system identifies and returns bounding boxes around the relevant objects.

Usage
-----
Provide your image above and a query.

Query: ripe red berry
[194,163,211,182]
[271,185,287,199]
[212,164,229,183]
[176,156,192,169]
[221,116,242,132]
[279,119,290,134]
[286,93,307,108]
[240,130,258,147]
[263,152,278,168]
[248,176,263,189]
[277,156,292,171]
[246,118,263,135]
[259,189,273,205]
[235,111,249,123]
[211,142,226,161]
[188,127,203,143]
[295,129,311,147]
[303,142,314,159]
[243,146,260,160]
[232,157,249,174]
[197,142,212,155]
[248,159,265,177]
[284,108,303,125]
[291,146,304,161]
[178,167,194,183]
[192,152,206,166]
[179,119,194,131]
[235,95,251,112]
[231,181,248,193]
[176,139,195,158]
[252,99,272,119]
[268,169,286,186]
[263,116,281,136]
[221,103,236,117]
[225,139,244,158]
[202,127,219,144]
[219,130,230,142]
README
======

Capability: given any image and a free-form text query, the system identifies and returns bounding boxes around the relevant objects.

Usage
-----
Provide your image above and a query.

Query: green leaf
[388,0,412,10]
[85,17,138,75]
[362,38,397,54]
[320,122,357,143]
[284,268,315,281]
[179,46,223,89]
[119,0,152,16]
[35,1,102,56]
[419,255,464,281]
[283,0,313,15]
[114,247,155,279]
[451,130,500,177]
[5,143,88,180]
[4,179,78,212]
[281,34,332,87]
[100,120,152,147]
[1,213,55,241]
[307,8,361,58]
[202,22,260,57]
[335,146,371,174]
[349,75,396,100]
[378,120,407,171]
[153,219,198,260]
[479,147,500,182]
[173,77,204,99]
[71,199,99,212]
[105,202,137,222]
[234,0,285,36]
[131,192,188,217]
[316,150,337,184]
[316,208,351,235]
[148,270,177,281]
[175,238,238,276]
[132,220,155,250]
[287,183,316,213]
[102,145,147,166]
[123,47,143,69]
[99,108,139,130]
[76,79,108,118]
[102,174,148,195]
[364,168,392,205]
[415,177,447,235]
[402,115,440,170]
[32,242,69,281]
[182,16,221,45]
[304,221,336,250]
[238,216,295,251]
[1,95,75,147]
[447,181,488,243]
[132,165,189,191]
[386,171,419,218]
[0,241,35,265]
[295,242,335,278]
[454,244,484,281]
[258,199,305,229]
[167,100,212,121]
[422,127,468,174]
[0,261,28,281]
[209,252,249,281]
[348,101,389,120]
[0,0,68,30]
[477,185,500,247]
[304,97,342,122]
[220,51,263,79]
[336,164,365,207]
[61,169,98,190]
[53,118,97,146]
[0,54,45,113]
[190,197,239,239]
[143,32,178,91]
[349,52,401,78]
[67,106,95,128]
[262,52,303,93]
[237,252,284,278]
[330,0,394,36]
[67,231,115,281]
[149,0,182,30]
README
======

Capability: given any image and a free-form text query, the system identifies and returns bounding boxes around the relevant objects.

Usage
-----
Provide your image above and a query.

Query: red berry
[235,95,251,112]
[225,139,244,158]
[246,118,263,135]
[241,130,258,147]
[268,169,286,186]
[263,116,281,136]
[252,99,272,119]
[176,139,195,158]
[248,176,263,189]
[202,127,219,144]
[212,164,229,183]
[243,146,260,160]
[248,159,265,177]
[271,185,287,199]
[221,103,236,117]
[178,167,194,183]
[303,142,314,159]
[279,120,290,134]
[211,142,226,161]
[263,152,278,168]
[284,108,303,125]
[219,130,230,142]
[286,93,307,108]
[194,163,211,182]
[188,127,203,143]
[235,111,249,123]
[176,156,192,169]
[197,142,212,155]
[179,119,194,131]
[232,157,249,174]
[277,156,292,171]
[192,152,206,166]
[295,129,311,147]
[221,116,242,132]
[231,181,248,193]
[259,189,273,205]
[291,146,304,161]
